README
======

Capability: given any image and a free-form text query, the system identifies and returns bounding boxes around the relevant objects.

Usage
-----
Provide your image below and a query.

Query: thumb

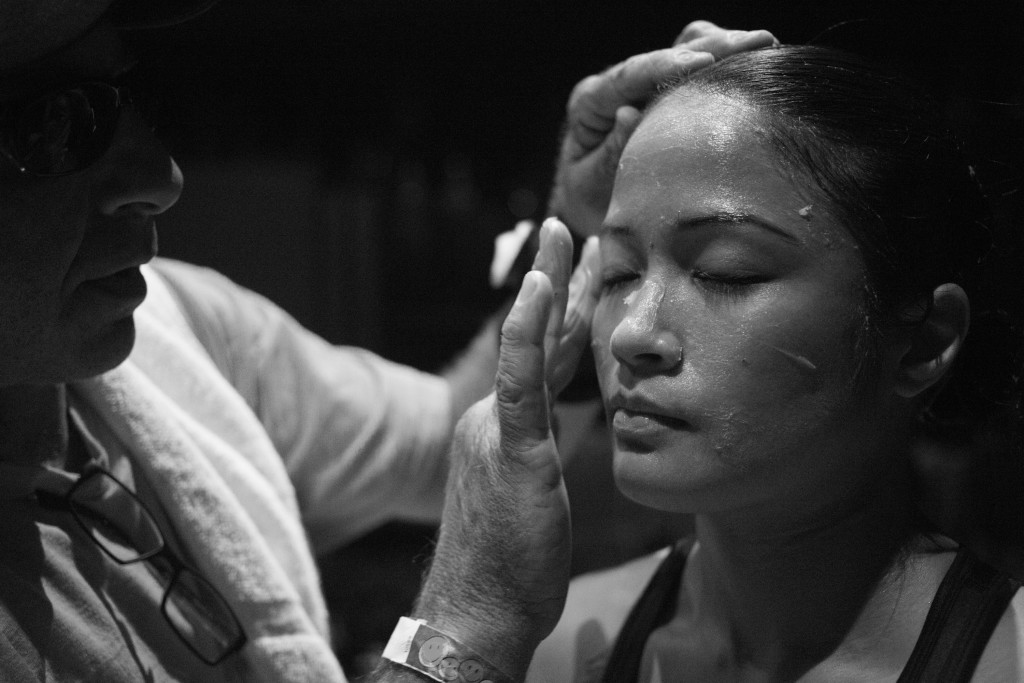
[551,235,602,396]
[594,105,642,181]
[496,270,555,455]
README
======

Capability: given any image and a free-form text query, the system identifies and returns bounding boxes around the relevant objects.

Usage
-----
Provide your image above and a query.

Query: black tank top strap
[600,537,695,683]
[897,546,1021,683]
[600,540,1019,683]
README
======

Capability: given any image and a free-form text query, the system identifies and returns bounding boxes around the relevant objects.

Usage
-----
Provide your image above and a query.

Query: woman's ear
[896,283,970,398]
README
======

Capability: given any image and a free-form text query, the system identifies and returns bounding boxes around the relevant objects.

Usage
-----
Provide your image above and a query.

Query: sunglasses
[0,81,147,177]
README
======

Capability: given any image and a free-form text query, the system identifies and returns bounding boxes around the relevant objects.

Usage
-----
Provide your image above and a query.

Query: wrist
[368,658,441,682]
[407,611,535,681]
[412,578,543,681]
[382,617,519,683]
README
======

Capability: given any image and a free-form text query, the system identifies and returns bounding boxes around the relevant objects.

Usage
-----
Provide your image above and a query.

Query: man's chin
[67,317,137,381]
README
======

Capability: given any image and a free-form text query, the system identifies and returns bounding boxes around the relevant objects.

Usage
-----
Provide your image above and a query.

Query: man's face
[0,21,182,386]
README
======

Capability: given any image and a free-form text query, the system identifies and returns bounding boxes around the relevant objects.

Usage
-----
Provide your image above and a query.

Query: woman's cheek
[715,302,865,420]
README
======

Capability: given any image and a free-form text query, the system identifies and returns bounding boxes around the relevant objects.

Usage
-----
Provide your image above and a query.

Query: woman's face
[594,91,907,515]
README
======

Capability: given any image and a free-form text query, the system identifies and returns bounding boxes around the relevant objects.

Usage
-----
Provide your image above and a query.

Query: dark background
[139,0,1024,367]
[128,0,1023,674]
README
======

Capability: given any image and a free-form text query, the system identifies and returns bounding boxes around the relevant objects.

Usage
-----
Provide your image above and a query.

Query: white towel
[72,268,347,683]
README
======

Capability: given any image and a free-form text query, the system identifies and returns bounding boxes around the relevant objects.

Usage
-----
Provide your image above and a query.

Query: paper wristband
[382,616,515,683]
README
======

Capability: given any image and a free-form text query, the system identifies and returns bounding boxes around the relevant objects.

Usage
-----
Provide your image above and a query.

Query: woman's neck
[683,469,940,680]
[0,383,71,467]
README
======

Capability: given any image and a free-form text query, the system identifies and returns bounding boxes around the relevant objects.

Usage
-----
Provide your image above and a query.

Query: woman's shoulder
[526,547,672,683]
[972,587,1024,682]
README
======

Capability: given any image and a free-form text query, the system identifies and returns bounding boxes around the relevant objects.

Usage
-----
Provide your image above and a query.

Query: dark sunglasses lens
[164,569,246,664]
[68,470,163,563]
[8,85,120,175]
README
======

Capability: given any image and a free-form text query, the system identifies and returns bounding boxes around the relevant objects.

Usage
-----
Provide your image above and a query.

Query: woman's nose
[608,280,683,373]
[94,109,183,216]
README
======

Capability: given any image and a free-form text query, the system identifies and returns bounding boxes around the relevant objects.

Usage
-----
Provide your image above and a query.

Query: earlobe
[895,283,970,399]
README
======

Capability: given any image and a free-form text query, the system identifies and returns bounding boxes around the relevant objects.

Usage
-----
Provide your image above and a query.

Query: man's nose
[94,109,183,216]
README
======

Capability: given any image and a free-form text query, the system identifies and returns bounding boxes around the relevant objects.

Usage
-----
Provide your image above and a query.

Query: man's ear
[896,283,970,398]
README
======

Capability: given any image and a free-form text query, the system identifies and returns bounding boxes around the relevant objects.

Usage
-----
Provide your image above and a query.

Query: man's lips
[75,267,148,313]
[68,219,157,291]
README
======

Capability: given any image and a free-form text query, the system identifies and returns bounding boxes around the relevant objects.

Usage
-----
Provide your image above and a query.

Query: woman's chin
[614,470,701,514]
[612,450,751,515]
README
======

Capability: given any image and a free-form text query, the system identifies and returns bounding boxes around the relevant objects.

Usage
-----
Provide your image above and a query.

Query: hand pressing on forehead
[547,19,777,238]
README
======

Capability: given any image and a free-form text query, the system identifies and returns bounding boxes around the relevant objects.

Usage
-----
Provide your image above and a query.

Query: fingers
[597,105,641,181]
[530,218,574,382]
[551,235,602,395]
[552,19,778,239]
[673,20,778,55]
[674,19,721,44]
[564,20,777,159]
[565,47,715,155]
[678,29,777,57]
[496,270,554,447]
[565,236,602,342]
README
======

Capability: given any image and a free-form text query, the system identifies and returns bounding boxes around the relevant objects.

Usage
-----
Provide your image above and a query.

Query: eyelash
[600,269,766,300]
[692,270,764,298]
[600,271,639,292]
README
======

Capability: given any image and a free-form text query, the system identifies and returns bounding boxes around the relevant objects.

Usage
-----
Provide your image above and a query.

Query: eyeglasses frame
[35,466,247,665]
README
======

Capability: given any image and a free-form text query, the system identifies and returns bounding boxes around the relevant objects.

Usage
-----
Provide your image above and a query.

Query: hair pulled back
[662,46,1022,443]
[660,45,1024,550]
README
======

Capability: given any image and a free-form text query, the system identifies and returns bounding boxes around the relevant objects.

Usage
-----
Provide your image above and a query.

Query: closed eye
[692,270,766,298]
[600,270,639,293]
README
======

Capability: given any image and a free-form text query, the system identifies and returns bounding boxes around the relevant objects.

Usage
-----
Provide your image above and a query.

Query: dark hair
[658,46,1021,437]
[656,45,1024,551]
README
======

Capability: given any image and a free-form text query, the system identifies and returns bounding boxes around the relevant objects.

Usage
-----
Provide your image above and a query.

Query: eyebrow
[604,212,800,244]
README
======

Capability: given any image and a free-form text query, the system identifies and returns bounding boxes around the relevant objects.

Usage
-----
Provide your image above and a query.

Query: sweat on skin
[592,89,896,517]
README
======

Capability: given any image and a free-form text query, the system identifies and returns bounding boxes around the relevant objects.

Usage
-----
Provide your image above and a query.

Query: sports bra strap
[601,539,1019,683]
[600,537,694,683]
[897,547,1020,683]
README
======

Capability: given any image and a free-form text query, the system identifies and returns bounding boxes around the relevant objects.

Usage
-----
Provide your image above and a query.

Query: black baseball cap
[109,0,222,29]
[0,0,221,72]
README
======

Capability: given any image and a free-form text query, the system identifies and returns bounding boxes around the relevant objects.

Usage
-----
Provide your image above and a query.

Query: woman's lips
[612,407,691,441]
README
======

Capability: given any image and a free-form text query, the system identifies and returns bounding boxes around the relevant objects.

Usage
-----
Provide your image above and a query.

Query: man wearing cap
[0,1,774,680]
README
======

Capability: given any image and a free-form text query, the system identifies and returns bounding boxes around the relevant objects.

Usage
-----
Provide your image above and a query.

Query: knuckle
[500,316,528,346]
[580,73,604,91]
[568,75,603,112]
[613,54,645,82]
[678,19,716,42]
[494,370,523,403]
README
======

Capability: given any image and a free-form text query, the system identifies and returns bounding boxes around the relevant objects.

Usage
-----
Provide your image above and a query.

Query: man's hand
[410,219,597,681]
[548,20,777,237]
